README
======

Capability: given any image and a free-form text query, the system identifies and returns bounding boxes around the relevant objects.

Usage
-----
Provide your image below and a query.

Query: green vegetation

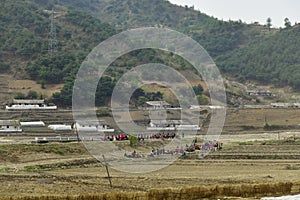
[0,62,10,72]
[23,158,100,172]
[14,90,42,100]
[131,88,163,107]
[217,25,300,90]
[1,0,300,108]
[0,143,87,157]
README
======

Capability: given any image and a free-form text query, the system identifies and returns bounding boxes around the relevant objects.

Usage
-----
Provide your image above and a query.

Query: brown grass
[8,80,63,98]
[223,108,300,132]
[0,181,294,200]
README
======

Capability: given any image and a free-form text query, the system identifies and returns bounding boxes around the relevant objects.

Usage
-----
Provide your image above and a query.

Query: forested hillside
[0,0,299,107]
[34,0,266,58]
[217,25,300,90]
[0,0,119,105]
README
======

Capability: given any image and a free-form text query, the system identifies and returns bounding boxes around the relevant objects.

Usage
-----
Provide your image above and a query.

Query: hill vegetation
[1,0,300,107]
[217,25,300,90]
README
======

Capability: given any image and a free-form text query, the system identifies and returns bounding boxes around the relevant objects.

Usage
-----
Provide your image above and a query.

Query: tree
[0,62,10,72]
[14,92,26,99]
[193,84,204,96]
[284,17,291,28]
[266,17,272,31]
[40,80,46,89]
[197,94,209,105]
[27,90,38,99]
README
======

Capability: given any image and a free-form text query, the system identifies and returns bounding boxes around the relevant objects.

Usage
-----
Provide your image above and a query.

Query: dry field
[0,140,299,199]
[0,108,299,199]
[8,79,64,99]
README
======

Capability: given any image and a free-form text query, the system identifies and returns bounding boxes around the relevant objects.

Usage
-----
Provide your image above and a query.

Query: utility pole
[48,7,58,56]
[102,155,112,188]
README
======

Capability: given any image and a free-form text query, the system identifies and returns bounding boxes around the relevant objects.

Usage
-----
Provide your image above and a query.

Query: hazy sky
[169,0,300,27]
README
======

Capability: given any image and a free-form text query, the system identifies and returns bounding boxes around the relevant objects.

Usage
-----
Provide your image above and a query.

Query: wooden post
[102,155,112,188]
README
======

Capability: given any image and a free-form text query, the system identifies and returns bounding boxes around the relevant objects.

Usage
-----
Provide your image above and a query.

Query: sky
[168,0,300,28]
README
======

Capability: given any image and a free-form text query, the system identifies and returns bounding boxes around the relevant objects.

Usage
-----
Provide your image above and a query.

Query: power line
[48,7,58,56]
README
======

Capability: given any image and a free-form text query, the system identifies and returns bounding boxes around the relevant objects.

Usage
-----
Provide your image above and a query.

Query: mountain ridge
[0,0,299,106]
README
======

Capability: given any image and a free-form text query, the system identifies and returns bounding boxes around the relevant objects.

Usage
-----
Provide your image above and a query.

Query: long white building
[75,120,114,132]
[6,99,57,110]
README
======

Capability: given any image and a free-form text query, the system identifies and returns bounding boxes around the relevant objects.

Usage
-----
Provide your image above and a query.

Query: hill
[217,25,300,90]
[33,0,268,58]
[51,0,300,90]
[0,0,118,105]
[0,0,299,107]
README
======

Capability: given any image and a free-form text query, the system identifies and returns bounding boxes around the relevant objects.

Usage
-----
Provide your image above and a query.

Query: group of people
[104,133,129,141]
[149,132,176,139]
[103,132,177,142]
[123,140,222,159]
[200,141,223,151]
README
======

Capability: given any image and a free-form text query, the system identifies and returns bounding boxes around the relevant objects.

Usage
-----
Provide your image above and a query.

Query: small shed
[0,120,22,132]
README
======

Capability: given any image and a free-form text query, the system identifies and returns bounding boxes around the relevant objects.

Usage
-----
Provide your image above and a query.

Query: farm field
[0,108,299,199]
[0,138,299,199]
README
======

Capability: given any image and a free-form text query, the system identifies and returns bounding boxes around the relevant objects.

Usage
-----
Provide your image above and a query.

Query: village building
[0,120,22,132]
[271,103,300,109]
[48,124,72,131]
[20,121,45,127]
[144,101,171,110]
[147,119,200,131]
[293,103,300,108]
[74,120,114,132]
[247,90,273,97]
[271,103,292,109]
[6,99,57,110]
[147,119,182,131]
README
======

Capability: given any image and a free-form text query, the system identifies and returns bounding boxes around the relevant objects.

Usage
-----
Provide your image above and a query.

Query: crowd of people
[201,141,223,151]
[102,132,222,159]
[103,132,177,142]
[149,132,176,139]
[123,141,222,159]
[104,133,129,141]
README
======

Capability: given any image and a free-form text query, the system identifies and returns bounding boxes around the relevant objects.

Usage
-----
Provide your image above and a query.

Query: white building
[147,120,200,131]
[0,120,22,132]
[270,103,300,109]
[48,124,72,131]
[75,120,114,132]
[145,101,171,110]
[20,121,45,127]
[6,99,57,110]
[148,119,181,131]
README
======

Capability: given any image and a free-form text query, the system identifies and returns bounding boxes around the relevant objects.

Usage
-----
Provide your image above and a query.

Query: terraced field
[0,108,299,199]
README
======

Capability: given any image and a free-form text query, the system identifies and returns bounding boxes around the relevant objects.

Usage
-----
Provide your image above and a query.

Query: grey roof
[0,120,20,126]
[13,99,45,104]
[150,120,182,125]
[76,120,108,126]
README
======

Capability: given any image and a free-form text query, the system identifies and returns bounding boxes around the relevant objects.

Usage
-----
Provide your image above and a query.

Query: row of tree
[266,17,293,30]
